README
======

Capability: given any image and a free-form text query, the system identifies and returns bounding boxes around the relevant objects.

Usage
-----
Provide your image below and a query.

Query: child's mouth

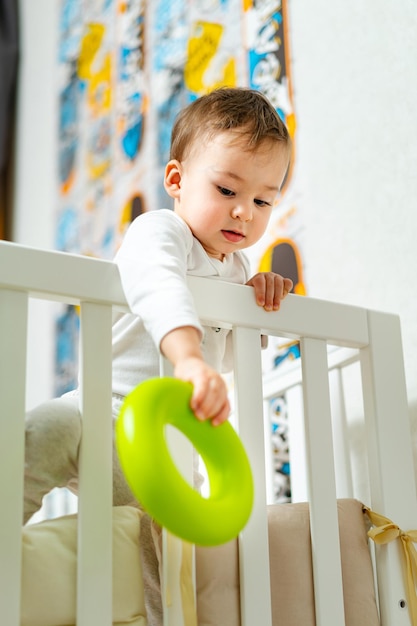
[222,230,245,243]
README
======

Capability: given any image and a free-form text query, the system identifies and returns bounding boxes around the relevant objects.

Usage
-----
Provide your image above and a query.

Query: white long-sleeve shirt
[111,209,250,397]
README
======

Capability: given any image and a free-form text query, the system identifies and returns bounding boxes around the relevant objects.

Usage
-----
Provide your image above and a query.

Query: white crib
[1,239,416,626]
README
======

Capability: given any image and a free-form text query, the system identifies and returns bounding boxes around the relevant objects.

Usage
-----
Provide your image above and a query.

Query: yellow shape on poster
[285,112,296,139]
[222,58,237,90]
[78,24,112,116]
[119,198,133,233]
[185,21,223,93]
[88,54,112,114]
[87,157,110,180]
[78,23,105,80]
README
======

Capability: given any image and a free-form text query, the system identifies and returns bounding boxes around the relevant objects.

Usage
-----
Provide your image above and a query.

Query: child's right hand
[174,357,230,427]
[246,271,293,311]
[160,326,230,426]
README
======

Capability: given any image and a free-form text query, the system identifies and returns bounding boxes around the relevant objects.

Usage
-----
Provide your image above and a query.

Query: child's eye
[218,186,234,197]
[254,198,271,207]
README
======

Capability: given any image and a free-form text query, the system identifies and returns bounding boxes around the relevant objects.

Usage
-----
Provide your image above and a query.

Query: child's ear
[164,160,182,198]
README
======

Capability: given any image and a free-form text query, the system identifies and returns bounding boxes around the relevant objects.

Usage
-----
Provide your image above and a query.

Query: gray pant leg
[24,395,137,523]
[24,396,82,524]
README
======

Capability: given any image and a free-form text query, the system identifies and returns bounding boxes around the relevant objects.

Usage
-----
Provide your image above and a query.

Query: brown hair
[170,87,291,161]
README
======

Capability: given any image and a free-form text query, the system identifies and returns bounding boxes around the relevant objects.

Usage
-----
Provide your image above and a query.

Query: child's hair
[170,87,291,161]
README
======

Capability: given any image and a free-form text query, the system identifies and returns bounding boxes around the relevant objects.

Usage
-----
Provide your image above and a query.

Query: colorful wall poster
[55,0,303,266]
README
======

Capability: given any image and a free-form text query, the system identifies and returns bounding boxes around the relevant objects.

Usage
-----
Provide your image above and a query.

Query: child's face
[164,132,289,260]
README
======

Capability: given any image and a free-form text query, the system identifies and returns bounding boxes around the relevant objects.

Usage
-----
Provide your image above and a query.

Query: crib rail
[0,240,127,307]
[0,242,123,626]
[1,239,416,626]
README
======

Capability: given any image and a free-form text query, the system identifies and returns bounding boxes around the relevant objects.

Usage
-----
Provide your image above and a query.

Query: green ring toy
[115,377,254,546]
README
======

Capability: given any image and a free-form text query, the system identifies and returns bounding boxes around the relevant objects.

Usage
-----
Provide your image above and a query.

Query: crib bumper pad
[196,498,380,626]
[20,499,379,626]
[21,506,146,626]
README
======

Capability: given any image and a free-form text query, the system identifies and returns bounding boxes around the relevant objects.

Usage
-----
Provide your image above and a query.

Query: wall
[12,0,417,456]
[288,1,417,457]
[12,0,59,408]
[13,0,58,247]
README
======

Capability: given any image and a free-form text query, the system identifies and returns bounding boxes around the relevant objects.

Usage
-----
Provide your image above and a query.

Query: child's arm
[160,326,230,427]
[246,272,293,311]
[162,273,292,426]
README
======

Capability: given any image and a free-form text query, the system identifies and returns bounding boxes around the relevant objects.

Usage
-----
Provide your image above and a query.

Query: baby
[24,86,292,625]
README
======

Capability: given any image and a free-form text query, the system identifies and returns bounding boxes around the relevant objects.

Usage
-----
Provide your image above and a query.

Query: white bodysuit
[111,209,250,397]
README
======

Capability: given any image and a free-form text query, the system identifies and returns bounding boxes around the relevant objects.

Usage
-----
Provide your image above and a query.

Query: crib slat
[161,451,196,626]
[162,531,197,626]
[0,289,28,625]
[77,302,113,626]
[329,367,354,498]
[360,310,417,626]
[232,326,273,626]
[300,337,346,626]
[160,357,196,626]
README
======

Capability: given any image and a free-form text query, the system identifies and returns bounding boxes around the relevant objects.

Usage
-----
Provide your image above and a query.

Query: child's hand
[174,357,230,426]
[246,272,293,311]
[161,326,230,426]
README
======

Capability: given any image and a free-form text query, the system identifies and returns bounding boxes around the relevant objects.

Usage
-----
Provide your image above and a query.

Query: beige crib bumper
[21,506,146,626]
[196,498,380,626]
[20,499,379,626]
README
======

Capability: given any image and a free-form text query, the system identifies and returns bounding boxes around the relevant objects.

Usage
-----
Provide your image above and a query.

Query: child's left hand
[246,272,293,311]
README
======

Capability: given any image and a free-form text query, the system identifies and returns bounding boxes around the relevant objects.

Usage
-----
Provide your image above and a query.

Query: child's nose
[232,202,252,222]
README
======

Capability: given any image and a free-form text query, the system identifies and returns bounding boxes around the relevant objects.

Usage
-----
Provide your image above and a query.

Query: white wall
[12,0,59,408]
[288,2,417,442]
[13,0,58,247]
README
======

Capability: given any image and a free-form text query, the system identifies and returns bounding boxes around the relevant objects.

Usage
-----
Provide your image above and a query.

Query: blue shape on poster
[274,343,301,368]
[122,119,142,159]
[59,0,82,62]
[55,305,80,397]
[59,70,79,186]
[121,93,143,160]
[281,462,290,476]
[56,206,80,252]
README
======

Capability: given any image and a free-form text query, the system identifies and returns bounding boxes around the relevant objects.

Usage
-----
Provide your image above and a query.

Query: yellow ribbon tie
[164,532,197,626]
[364,506,417,625]
[180,540,198,626]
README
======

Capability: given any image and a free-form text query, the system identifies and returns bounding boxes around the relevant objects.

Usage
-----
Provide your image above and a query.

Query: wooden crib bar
[361,310,416,625]
[300,337,345,625]
[232,326,273,626]
[77,302,114,626]
[1,239,416,626]
[0,288,27,625]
